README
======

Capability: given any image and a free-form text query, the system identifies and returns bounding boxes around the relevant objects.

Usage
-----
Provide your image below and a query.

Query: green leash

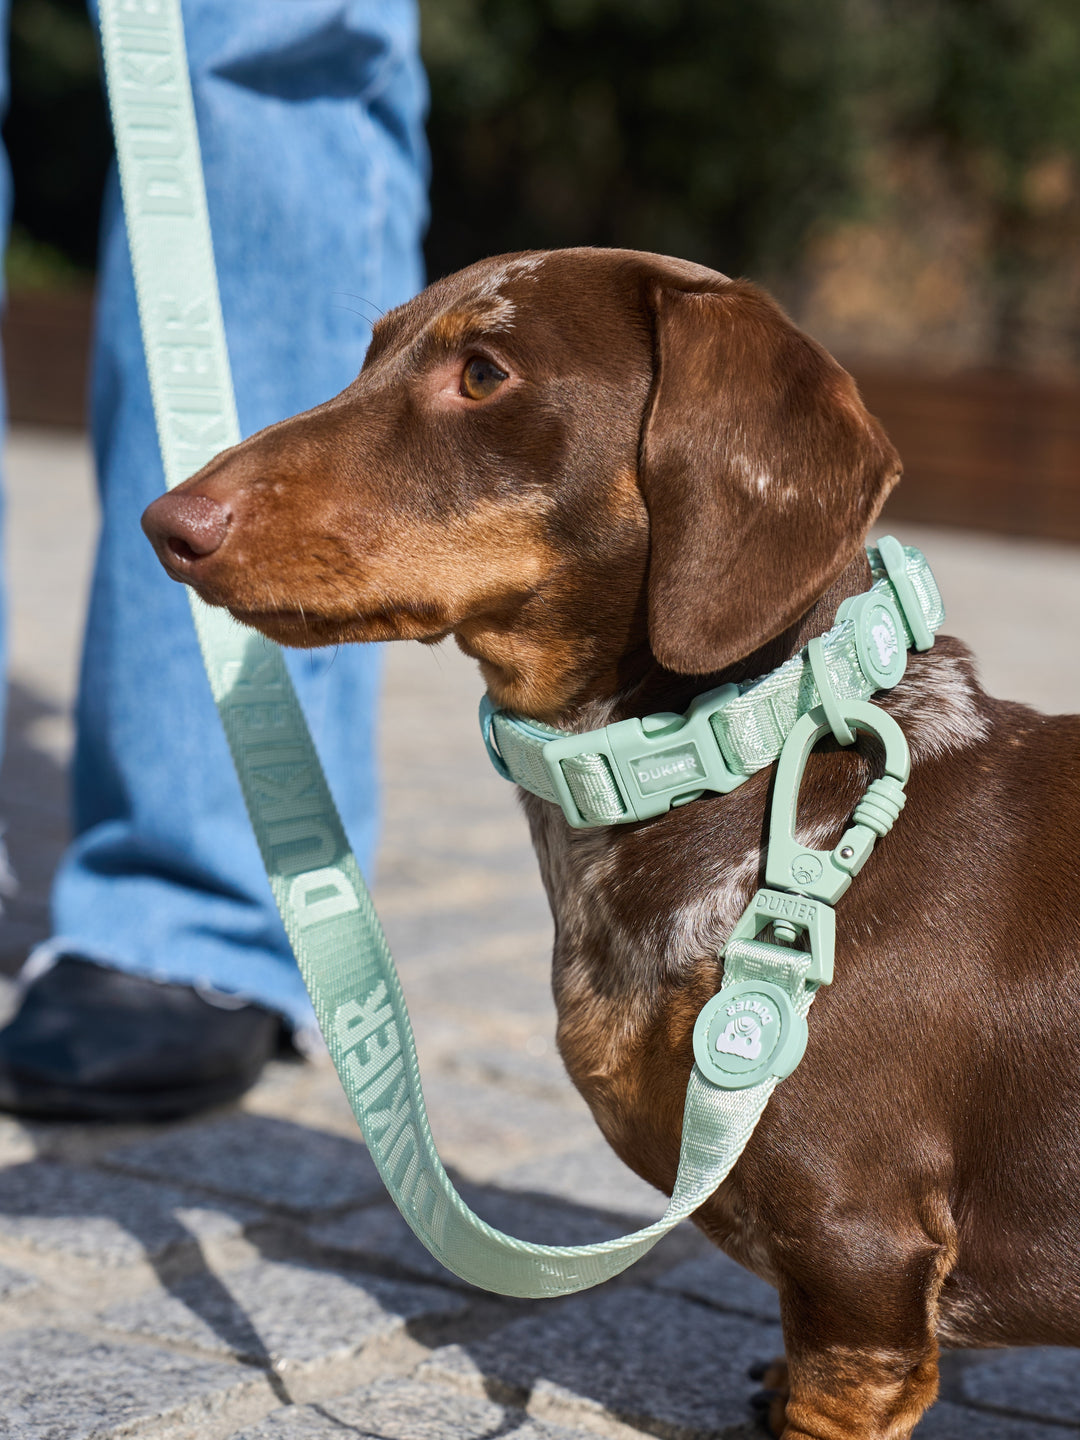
[99,0,927,1298]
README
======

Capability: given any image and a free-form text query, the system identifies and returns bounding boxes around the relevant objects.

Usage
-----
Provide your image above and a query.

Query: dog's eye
[460,357,508,400]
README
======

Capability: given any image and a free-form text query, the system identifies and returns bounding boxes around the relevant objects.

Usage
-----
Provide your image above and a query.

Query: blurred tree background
[420,0,1080,371]
[4,0,111,288]
[4,0,1080,372]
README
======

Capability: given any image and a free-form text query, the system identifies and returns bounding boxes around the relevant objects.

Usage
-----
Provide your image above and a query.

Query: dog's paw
[748,1355,789,1437]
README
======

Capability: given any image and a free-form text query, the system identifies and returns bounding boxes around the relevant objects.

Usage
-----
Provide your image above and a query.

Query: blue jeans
[27,0,427,1034]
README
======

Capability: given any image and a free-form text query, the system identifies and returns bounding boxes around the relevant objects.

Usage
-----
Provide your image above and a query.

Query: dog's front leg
[769,1231,952,1440]
[776,1344,939,1440]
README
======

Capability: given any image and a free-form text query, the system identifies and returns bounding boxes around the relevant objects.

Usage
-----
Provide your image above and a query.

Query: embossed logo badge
[629,742,706,796]
[707,992,780,1073]
[853,593,908,689]
[715,1006,771,1060]
[790,854,823,886]
[693,979,809,1089]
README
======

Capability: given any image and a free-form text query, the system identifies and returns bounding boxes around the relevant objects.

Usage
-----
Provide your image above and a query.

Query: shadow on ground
[0,678,71,977]
[0,1105,758,1434]
[0,1092,1074,1438]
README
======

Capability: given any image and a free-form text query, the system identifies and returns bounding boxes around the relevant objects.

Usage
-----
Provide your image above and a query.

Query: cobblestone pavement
[0,425,1078,1439]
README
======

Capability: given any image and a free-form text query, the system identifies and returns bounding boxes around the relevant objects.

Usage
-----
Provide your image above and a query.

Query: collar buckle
[481,540,943,827]
[542,684,743,829]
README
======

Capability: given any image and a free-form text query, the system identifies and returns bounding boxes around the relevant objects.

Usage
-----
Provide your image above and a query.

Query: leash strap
[99,0,810,1298]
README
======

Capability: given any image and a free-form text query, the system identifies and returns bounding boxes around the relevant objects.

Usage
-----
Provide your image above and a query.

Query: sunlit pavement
[0,425,1076,1439]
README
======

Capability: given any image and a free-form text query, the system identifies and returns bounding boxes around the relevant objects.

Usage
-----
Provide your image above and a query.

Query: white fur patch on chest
[883,651,990,761]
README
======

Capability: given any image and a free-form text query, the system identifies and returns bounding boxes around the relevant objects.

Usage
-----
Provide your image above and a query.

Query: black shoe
[0,957,283,1120]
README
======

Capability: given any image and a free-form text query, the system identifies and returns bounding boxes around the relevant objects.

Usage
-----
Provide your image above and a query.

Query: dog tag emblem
[848,591,907,690]
[693,980,807,1089]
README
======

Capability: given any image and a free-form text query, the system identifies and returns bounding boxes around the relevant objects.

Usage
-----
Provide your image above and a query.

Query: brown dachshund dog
[142,249,1080,1440]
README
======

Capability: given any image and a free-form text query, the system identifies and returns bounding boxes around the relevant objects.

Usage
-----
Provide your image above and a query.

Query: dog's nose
[142,492,230,571]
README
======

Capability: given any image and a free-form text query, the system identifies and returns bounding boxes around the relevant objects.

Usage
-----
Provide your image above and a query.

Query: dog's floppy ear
[638,276,900,674]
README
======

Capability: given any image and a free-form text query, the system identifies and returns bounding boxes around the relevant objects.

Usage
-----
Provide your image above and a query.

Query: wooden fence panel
[859,367,1080,544]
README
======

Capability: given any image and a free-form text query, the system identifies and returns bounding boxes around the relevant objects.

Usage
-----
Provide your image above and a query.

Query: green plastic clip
[717,697,911,1001]
[723,889,837,986]
[765,700,911,908]
[877,535,934,652]
[806,636,854,746]
[837,589,909,689]
[539,684,744,829]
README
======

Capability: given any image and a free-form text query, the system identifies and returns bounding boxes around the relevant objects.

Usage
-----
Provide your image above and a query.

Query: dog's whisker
[333,292,386,324]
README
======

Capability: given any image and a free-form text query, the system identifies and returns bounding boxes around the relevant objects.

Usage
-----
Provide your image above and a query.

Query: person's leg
[0,0,15,900]
[0,0,426,1112]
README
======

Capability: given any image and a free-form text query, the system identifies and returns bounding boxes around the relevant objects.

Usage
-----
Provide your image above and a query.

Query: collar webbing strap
[101,0,808,1299]
[483,545,943,828]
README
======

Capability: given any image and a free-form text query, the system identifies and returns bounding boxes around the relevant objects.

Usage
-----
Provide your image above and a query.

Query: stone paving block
[0,1160,258,1265]
[421,1080,597,1180]
[230,1378,606,1439]
[227,1407,346,1440]
[0,1113,35,1165]
[102,1259,467,1367]
[378,854,547,910]
[378,880,544,939]
[382,847,541,893]
[398,952,556,1020]
[308,1190,626,1284]
[494,1143,669,1221]
[0,1259,38,1298]
[896,524,1080,715]
[108,1112,385,1215]
[956,1346,1080,1426]
[397,1010,556,1084]
[449,1043,577,1099]
[421,1285,782,1437]
[0,1326,270,1440]
[242,1058,358,1136]
[914,1398,1074,1438]
[653,1251,780,1322]
[326,1377,609,1439]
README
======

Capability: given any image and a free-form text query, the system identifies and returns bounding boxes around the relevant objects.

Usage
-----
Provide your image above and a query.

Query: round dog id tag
[693,979,808,1089]
[848,591,907,690]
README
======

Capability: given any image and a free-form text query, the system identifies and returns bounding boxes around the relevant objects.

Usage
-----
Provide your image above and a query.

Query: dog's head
[143,248,900,720]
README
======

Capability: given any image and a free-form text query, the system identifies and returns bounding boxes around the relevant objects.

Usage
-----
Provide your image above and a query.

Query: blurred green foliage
[421,0,1080,281]
[2,0,1078,306]
[875,0,1080,180]
[4,0,112,285]
[421,0,865,280]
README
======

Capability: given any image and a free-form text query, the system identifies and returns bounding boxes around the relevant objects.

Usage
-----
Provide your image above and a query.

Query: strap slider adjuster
[877,534,935,651]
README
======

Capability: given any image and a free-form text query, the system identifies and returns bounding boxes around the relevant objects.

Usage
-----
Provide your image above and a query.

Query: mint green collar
[480,537,943,828]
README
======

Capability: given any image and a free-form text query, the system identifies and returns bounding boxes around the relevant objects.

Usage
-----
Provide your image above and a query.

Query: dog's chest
[519,787,770,1168]
[512,653,989,1186]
